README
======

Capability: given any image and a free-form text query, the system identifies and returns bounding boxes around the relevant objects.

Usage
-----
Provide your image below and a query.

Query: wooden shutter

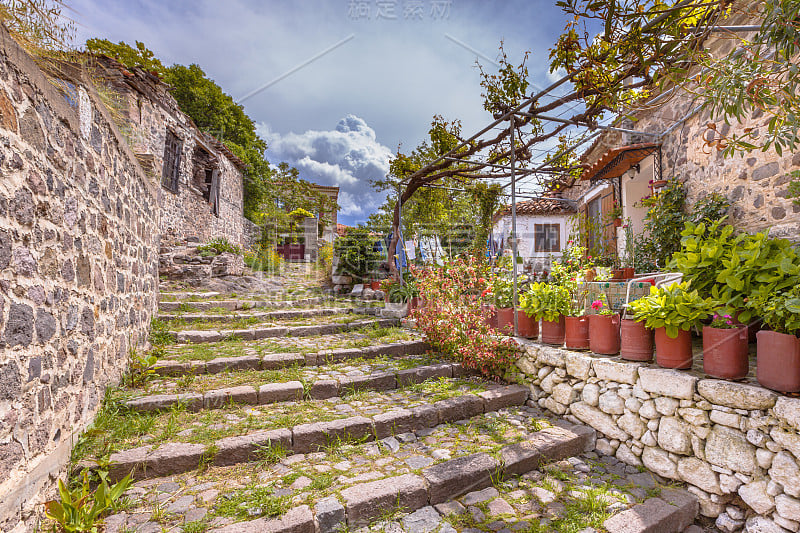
[600,189,617,258]
[162,131,182,192]
[210,169,221,217]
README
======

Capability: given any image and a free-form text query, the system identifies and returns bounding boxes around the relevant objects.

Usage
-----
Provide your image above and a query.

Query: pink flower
[591,300,603,310]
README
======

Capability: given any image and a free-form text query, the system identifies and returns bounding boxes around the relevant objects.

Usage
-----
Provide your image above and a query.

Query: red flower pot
[496,307,514,335]
[370,281,381,290]
[565,316,590,350]
[408,297,420,311]
[623,267,635,279]
[517,310,539,339]
[620,319,653,361]
[703,326,749,379]
[541,316,565,346]
[756,330,800,392]
[655,327,693,369]
[589,314,621,355]
[612,269,625,280]
[481,304,497,330]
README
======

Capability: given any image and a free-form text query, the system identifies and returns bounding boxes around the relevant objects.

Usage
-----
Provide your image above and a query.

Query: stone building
[559,24,800,262]
[0,26,159,529]
[90,55,251,248]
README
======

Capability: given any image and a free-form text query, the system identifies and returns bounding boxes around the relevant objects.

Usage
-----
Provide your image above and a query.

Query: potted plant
[749,288,800,392]
[628,282,711,369]
[491,275,515,334]
[607,205,623,227]
[620,312,653,362]
[621,220,635,279]
[520,282,570,345]
[702,310,749,379]
[589,294,621,355]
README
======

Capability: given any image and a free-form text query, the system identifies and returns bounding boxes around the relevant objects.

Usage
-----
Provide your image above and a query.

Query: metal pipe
[510,114,519,337]
[710,25,763,32]
[397,183,403,288]
[518,112,662,137]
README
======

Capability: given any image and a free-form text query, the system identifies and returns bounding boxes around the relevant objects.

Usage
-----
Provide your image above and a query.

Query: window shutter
[210,169,221,217]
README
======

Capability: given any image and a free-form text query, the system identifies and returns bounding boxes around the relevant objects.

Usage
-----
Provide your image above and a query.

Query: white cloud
[259,115,393,221]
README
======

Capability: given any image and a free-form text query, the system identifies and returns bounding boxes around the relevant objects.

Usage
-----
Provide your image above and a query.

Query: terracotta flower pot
[541,316,566,346]
[370,281,381,290]
[654,327,693,369]
[565,316,590,350]
[703,326,749,379]
[623,267,635,279]
[620,319,653,361]
[481,304,497,330]
[496,307,514,335]
[589,314,621,355]
[756,330,800,392]
[408,296,420,311]
[612,269,625,280]
[517,310,539,339]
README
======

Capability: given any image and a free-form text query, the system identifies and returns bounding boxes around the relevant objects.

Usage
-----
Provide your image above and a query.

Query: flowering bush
[410,257,520,379]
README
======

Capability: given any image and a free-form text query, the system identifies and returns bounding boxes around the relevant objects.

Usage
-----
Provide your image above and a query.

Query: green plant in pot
[492,274,516,334]
[551,256,590,349]
[748,287,800,392]
[520,282,570,345]
[702,310,749,380]
[628,282,711,369]
[589,294,620,355]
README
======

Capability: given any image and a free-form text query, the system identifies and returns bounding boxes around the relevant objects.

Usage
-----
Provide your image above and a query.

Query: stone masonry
[0,26,159,529]
[515,340,800,532]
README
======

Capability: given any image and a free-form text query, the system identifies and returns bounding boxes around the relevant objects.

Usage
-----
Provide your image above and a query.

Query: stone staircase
[82,281,711,533]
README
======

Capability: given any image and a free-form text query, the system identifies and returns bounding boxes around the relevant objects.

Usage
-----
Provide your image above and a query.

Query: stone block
[204,386,258,409]
[738,480,776,515]
[435,394,484,422]
[209,504,314,532]
[214,429,292,467]
[315,496,345,533]
[565,352,593,380]
[705,425,757,474]
[657,417,692,455]
[638,367,697,399]
[253,327,288,339]
[642,447,678,479]
[152,360,197,377]
[602,490,698,533]
[570,402,629,441]
[536,345,566,367]
[318,348,362,364]
[775,494,800,522]
[292,416,373,453]
[373,409,415,438]
[206,356,261,374]
[261,353,305,370]
[592,358,641,384]
[340,474,428,527]
[410,404,440,427]
[109,443,207,481]
[500,440,543,477]
[773,397,800,428]
[339,371,396,393]
[126,393,203,413]
[308,380,339,400]
[770,451,800,498]
[698,379,778,410]
[423,452,499,504]
[478,385,529,411]
[744,516,789,533]
[176,330,221,343]
[226,329,256,341]
[769,428,800,462]
[258,381,304,404]
[396,364,452,386]
[677,457,721,495]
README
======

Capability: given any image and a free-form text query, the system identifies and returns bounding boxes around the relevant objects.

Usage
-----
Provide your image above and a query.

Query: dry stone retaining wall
[514,340,800,532]
[0,26,159,530]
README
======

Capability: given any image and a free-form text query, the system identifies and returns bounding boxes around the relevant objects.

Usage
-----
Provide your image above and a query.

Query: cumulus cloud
[259,115,393,222]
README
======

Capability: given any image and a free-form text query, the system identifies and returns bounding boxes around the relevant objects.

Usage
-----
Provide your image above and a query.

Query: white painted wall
[492,214,572,271]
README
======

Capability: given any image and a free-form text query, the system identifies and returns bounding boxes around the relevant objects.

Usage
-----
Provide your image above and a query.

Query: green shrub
[334,228,380,282]
[197,237,242,257]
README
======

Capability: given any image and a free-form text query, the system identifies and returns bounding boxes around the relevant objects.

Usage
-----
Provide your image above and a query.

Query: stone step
[153,339,431,377]
[169,318,400,344]
[107,385,532,481]
[206,423,596,532]
[603,488,699,533]
[158,307,360,323]
[125,362,465,412]
[158,296,326,312]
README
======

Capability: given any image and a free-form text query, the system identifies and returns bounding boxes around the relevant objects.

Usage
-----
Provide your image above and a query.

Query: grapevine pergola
[387,0,779,334]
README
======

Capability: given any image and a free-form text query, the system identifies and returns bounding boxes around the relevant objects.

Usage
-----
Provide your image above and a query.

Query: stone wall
[0,27,159,530]
[515,341,800,531]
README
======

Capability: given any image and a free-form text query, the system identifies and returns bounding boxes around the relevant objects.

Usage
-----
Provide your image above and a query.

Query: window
[161,130,182,192]
[534,223,561,252]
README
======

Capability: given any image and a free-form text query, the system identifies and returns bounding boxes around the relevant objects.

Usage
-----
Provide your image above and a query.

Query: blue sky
[69,0,574,225]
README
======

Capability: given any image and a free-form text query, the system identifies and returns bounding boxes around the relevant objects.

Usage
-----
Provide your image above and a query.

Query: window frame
[534,223,561,253]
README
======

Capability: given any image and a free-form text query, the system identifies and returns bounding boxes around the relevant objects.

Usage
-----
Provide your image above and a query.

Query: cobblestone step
[169,318,400,344]
[158,296,327,312]
[107,385,531,481]
[153,339,431,376]
[126,361,466,412]
[158,307,361,323]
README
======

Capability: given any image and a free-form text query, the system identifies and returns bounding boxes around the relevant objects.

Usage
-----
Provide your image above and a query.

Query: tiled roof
[493,197,576,222]
[581,143,660,181]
